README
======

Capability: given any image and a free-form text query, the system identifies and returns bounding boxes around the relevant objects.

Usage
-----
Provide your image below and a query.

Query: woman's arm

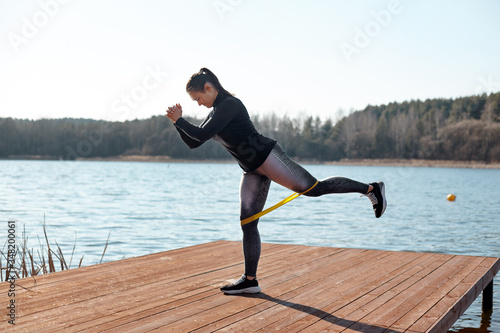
[174,99,237,142]
[174,126,203,149]
[166,98,238,146]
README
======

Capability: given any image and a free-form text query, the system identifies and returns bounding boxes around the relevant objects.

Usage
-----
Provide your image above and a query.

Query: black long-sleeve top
[174,92,276,172]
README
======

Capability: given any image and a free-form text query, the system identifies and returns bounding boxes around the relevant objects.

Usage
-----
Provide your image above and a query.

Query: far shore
[3,155,500,169]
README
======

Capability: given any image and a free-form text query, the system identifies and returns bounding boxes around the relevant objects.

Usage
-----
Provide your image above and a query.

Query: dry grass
[0,221,110,282]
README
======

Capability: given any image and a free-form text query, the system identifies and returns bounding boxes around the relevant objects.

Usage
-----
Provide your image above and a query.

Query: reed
[0,221,111,282]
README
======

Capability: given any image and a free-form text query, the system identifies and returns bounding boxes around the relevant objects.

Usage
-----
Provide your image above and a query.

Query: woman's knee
[303,181,323,197]
[241,219,259,233]
[240,207,251,221]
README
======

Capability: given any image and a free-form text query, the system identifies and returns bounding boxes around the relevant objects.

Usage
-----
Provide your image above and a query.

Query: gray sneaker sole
[221,286,261,294]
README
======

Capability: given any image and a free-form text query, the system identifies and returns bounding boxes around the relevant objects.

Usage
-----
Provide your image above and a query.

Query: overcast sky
[1,0,499,122]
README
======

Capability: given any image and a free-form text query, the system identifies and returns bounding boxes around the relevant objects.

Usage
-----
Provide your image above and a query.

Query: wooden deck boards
[1,241,498,332]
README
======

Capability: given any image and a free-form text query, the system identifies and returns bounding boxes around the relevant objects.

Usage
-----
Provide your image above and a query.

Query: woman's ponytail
[186,68,234,96]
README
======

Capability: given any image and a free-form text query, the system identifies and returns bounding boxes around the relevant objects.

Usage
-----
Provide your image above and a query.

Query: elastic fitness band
[240,180,319,226]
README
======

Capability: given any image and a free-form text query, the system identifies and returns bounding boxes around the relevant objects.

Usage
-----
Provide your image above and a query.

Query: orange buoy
[447,194,456,201]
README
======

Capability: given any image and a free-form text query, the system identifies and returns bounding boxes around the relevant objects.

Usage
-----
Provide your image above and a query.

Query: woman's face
[188,83,218,108]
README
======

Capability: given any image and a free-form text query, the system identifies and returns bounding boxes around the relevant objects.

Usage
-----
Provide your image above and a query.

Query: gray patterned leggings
[240,143,370,277]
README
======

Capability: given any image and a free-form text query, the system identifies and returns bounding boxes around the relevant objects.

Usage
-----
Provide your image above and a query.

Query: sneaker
[220,275,261,294]
[364,181,387,218]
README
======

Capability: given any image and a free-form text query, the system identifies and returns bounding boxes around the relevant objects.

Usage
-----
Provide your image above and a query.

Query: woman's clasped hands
[166,103,182,123]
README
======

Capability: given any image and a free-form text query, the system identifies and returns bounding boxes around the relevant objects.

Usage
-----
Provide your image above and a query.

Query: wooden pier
[1,241,499,332]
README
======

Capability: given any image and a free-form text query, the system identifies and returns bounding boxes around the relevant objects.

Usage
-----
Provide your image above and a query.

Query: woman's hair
[186,68,234,96]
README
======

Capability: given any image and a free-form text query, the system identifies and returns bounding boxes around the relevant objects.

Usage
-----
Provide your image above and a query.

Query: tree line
[1,92,500,162]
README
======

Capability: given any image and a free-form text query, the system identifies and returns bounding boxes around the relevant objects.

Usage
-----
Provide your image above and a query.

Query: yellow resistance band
[240,180,319,226]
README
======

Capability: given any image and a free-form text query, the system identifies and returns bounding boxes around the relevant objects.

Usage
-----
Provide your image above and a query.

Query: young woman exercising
[166,68,386,294]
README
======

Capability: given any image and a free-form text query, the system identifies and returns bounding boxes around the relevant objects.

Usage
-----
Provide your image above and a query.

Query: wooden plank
[388,256,489,332]
[9,241,302,332]
[340,256,478,332]
[0,241,498,333]
[200,252,442,332]
[169,250,390,332]
[412,256,500,333]
[300,252,452,332]
[14,241,282,307]
[70,244,345,332]
[213,251,410,332]
[92,247,375,332]
[263,252,433,333]
[14,242,341,332]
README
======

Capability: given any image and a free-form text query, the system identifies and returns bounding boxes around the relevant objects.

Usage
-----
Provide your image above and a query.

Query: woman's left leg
[256,144,369,196]
[255,144,386,217]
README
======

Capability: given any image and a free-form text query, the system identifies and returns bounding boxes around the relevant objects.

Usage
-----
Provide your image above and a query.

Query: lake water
[1,160,499,332]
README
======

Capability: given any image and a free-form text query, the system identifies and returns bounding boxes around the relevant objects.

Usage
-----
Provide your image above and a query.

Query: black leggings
[240,143,370,277]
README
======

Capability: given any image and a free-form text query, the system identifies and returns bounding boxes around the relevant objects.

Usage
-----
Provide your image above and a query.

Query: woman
[166,68,386,294]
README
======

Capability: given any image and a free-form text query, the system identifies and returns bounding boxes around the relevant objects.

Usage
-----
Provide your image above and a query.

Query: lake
[1,160,499,332]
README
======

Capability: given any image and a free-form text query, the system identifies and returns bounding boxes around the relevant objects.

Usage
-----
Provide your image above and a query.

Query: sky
[1,0,500,122]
